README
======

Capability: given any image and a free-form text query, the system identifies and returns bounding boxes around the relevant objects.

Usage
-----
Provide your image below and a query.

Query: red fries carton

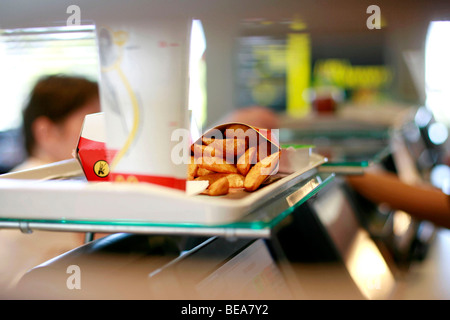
[188,122,281,195]
[76,112,112,182]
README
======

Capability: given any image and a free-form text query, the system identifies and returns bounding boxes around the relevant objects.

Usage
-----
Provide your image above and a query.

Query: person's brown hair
[22,74,99,155]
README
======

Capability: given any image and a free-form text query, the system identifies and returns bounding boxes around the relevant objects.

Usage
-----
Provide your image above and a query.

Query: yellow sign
[286,33,311,117]
[313,59,392,89]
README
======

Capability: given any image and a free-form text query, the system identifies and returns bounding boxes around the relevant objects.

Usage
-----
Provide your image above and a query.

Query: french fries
[198,156,238,174]
[225,124,252,140]
[203,176,229,196]
[208,138,247,157]
[244,151,280,191]
[195,173,245,188]
[191,143,216,158]
[187,156,198,180]
[196,167,214,177]
[237,146,257,176]
[188,123,280,196]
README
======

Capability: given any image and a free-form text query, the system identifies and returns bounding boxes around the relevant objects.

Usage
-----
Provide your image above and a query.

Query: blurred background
[0,0,450,300]
[0,0,449,171]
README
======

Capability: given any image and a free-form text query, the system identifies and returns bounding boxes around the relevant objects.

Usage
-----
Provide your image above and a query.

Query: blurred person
[11,74,100,171]
[0,74,100,292]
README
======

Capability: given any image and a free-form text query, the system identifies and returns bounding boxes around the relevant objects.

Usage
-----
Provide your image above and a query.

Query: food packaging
[76,112,111,182]
[193,122,280,156]
[188,122,282,194]
[95,17,192,191]
[278,144,313,173]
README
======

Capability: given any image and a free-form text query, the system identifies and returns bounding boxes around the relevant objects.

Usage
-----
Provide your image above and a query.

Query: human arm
[347,171,450,229]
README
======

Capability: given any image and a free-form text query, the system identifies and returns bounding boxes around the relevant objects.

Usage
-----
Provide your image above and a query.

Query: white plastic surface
[0,154,326,226]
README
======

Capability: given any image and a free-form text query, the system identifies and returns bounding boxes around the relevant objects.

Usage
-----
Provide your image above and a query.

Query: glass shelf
[280,123,391,172]
[0,172,335,239]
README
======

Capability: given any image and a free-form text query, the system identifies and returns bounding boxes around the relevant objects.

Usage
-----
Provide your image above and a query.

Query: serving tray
[0,154,326,226]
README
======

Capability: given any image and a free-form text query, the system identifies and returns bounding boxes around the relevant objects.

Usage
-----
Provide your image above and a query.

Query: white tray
[0,154,326,226]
